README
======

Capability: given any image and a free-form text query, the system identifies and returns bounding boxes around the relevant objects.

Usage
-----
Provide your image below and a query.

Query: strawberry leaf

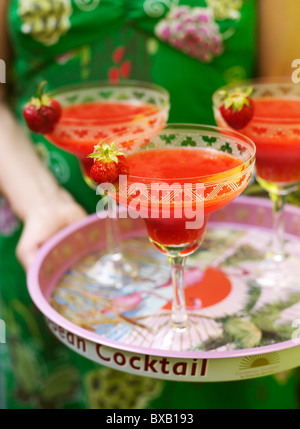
[89,141,125,163]
[245,86,253,97]
[224,98,234,109]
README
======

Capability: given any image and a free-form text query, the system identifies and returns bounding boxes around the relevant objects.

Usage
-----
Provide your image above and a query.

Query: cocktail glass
[213,80,300,288]
[46,80,170,288]
[100,123,255,333]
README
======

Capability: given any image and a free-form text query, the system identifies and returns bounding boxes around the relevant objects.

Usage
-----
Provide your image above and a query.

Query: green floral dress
[0,0,298,409]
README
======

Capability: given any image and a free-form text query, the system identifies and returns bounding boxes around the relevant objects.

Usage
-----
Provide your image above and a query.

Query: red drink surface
[61,102,158,125]
[128,147,241,180]
[218,98,300,184]
[46,101,161,177]
[117,148,245,248]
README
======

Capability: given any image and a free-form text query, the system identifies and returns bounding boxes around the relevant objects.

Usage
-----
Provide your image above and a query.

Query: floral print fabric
[155,5,223,62]
[2,0,291,411]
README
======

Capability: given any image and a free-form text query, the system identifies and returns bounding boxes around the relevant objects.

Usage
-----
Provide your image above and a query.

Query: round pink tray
[27,196,300,382]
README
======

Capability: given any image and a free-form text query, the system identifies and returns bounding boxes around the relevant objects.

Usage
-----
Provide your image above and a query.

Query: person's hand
[16,188,87,270]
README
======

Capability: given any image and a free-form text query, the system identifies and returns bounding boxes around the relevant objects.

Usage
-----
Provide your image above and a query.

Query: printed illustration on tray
[50,220,300,352]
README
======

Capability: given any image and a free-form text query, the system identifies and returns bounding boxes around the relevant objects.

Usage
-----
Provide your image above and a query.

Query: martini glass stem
[106,196,123,258]
[268,189,287,262]
[82,159,125,258]
[169,256,188,331]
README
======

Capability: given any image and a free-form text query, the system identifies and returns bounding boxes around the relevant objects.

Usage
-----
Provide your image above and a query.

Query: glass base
[253,253,300,289]
[86,236,171,289]
[146,313,208,351]
[252,177,300,289]
[171,316,189,333]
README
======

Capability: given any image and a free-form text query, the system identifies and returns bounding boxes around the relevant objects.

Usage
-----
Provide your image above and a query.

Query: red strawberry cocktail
[215,89,300,185]
[213,81,300,288]
[23,81,170,289]
[122,147,244,253]
[96,124,255,332]
[45,82,169,189]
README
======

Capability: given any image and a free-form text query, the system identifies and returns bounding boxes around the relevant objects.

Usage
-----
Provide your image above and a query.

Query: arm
[257,0,300,77]
[0,1,86,270]
[0,105,86,270]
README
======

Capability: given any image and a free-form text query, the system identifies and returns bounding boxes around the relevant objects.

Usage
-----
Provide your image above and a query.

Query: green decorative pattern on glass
[109,124,255,207]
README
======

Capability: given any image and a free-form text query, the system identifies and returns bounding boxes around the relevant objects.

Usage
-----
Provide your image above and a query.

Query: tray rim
[27,196,300,360]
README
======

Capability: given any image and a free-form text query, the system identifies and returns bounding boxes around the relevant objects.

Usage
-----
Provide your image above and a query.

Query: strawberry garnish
[23,81,62,134]
[219,87,254,130]
[90,159,119,184]
[89,142,129,185]
[116,154,130,176]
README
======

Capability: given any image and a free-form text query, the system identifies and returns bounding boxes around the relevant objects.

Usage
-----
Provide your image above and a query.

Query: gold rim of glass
[101,123,256,184]
[48,79,170,125]
[212,78,300,124]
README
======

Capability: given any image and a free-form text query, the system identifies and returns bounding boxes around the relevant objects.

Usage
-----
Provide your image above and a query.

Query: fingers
[16,202,88,271]
[66,204,87,223]
[16,229,39,271]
